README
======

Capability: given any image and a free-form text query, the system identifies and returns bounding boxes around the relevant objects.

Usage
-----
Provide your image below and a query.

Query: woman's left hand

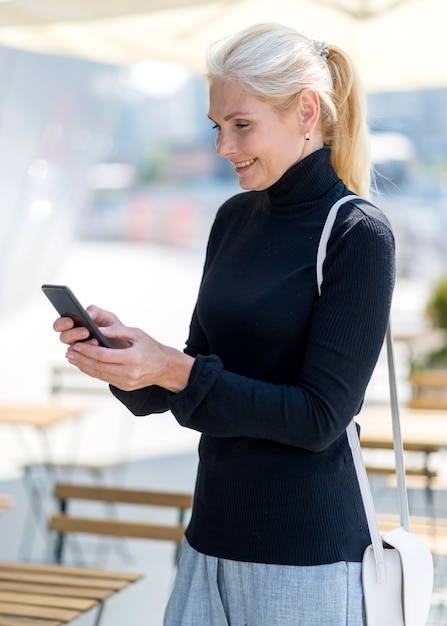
[65,321,194,393]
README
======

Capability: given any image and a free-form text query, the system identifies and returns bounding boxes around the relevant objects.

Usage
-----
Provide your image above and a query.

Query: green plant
[426,276,447,331]
[416,275,447,369]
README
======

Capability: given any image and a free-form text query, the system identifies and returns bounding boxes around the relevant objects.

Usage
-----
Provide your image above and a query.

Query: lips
[233,158,257,170]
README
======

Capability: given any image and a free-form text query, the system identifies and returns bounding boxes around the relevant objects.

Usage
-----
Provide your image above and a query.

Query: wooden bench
[377,513,447,555]
[49,483,193,564]
[50,364,111,398]
[0,561,141,626]
[365,462,439,494]
[364,453,442,518]
[408,369,447,409]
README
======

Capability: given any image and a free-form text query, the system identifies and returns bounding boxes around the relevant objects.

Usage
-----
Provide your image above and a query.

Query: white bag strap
[316,195,410,583]
[316,195,359,296]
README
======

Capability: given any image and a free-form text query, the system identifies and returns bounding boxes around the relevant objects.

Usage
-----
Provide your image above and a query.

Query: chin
[238,181,252,190]
[238,179,264,192]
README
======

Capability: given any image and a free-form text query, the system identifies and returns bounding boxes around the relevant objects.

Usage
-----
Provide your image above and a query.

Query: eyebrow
[207,111,252,122]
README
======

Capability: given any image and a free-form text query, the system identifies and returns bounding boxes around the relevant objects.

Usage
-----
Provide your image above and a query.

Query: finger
[67,339,130,364]
[65,348,110,382]
[65,344,133,387]
[86,322,142,351]
[53,316,74,332]
[59,326,91,346]
[65,326,155,389]
[86,305,121,327]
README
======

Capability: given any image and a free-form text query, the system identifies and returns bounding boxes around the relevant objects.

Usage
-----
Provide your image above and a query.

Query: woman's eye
[212,124,220,131]
[236,123,249,129]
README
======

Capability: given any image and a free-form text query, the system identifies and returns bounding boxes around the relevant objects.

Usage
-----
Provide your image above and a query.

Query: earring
[305,131,310,141]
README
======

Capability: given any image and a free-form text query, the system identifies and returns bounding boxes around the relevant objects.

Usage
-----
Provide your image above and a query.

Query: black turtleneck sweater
[111,148,395,566]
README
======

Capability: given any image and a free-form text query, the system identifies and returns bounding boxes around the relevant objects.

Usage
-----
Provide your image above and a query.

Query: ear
[297,88,320,136]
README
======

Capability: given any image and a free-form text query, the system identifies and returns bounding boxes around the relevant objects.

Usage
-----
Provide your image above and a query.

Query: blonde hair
[206,23,371,198]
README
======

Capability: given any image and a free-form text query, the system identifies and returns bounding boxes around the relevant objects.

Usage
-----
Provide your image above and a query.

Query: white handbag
[317,196,434,626]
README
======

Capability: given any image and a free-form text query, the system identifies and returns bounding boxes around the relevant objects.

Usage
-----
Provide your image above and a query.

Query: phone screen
[42,284,113,348]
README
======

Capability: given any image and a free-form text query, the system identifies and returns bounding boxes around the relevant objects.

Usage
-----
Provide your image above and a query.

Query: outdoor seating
[0,560,142,626]
[49,482,193,565]
[14,365,134,562]
[408,369,447,410]
[358,405,447,522]
[0,483,193,624]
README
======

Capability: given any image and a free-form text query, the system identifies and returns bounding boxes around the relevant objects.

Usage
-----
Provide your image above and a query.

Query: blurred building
[0,45,446,313]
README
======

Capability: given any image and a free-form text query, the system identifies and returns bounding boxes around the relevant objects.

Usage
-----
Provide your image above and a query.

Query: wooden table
[357,406,447,553]
[0,404,85,561]
[357,405,447,501]
[357,405,447,453]
[0,561,142,626]
[0,404,84,429]
[0,404,85,464]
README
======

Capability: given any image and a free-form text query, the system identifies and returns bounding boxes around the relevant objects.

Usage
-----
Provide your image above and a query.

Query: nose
[216,130,236,159]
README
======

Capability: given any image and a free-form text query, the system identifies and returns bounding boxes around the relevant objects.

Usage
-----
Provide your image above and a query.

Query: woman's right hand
[53,305,127,348]
[55,305,194,393]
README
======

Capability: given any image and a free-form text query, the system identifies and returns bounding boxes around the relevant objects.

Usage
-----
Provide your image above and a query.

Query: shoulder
[337,196,392,229]
[326,196,395,274]
[319,196,395,298]
[333,197,394,246]
[351,197,392,230]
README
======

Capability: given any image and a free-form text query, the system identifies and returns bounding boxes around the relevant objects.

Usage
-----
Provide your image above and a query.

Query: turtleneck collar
[265,147,342,216]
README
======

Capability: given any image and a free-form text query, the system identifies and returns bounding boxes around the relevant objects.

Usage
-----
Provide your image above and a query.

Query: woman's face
[208,79,314,191]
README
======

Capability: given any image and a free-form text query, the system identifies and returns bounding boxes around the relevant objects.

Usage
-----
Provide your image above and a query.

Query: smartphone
[42,284,113,348]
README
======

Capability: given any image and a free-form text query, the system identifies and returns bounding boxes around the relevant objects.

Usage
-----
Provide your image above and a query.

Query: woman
[54,23,395,625]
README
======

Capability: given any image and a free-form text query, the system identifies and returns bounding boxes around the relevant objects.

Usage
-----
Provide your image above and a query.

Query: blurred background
[0,1,447,624]
[0,1,445,411]
[0,0,446,315]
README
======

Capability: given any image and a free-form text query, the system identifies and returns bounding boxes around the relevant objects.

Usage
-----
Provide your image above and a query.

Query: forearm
[168,348,372,452]
[109,348,195,412]
[159,347,195,393]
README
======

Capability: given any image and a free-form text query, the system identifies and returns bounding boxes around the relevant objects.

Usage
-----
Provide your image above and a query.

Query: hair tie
[312,40,329,62]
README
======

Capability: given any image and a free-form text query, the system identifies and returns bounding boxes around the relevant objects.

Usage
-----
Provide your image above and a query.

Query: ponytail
[324,46,372,198]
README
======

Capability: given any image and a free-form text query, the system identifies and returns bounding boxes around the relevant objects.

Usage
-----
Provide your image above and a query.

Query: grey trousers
[164,538,366,626]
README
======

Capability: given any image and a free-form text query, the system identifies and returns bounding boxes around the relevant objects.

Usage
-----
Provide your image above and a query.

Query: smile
[233,158,257,170]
